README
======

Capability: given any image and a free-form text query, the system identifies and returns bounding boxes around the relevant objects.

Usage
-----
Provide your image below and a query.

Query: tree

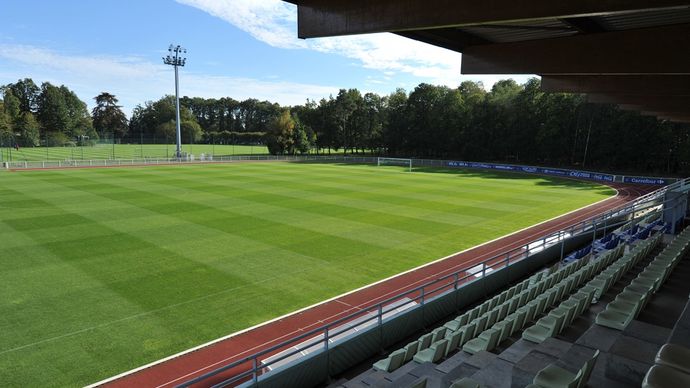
[384,88,409,156]
[0,108,11,141]
[266,110,295,155]
[61,86,93,139]
[36,83,69,134]
[7,78,40,113]
[128,96,203,143]
[92,92,129,139]
[14,112,40,146]
[292,114,315,154]
[3,89,21,122]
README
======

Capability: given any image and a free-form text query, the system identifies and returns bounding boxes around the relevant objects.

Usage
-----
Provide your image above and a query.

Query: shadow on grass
[412,167,616,194]
[295,160,615,196]
[412,167,616,195]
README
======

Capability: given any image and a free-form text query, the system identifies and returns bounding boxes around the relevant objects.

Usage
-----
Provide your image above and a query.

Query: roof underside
[285,1,690,123]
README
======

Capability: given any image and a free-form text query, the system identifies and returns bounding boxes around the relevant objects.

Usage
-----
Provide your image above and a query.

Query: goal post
[377,157,412,172]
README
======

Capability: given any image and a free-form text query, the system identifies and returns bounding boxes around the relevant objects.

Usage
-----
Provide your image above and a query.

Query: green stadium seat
[522,310,566,343]
[431,327,447,343]
[560,299,581,325]
[532,349,599,387]
[489,295,500,309]
[469,306,480,321]
[494,319,513,344]
[417,333,433,350]
[552,304,576,328]
[459,321,478,346]
[510,309,528,333]
[595,307,637,331]
[533,364,583,388]
[487,308,499,327]
[473,315,489,333]
[518,302,538,324]
[535,294,549,314]
[462,327,501,354]
[614,289,648,306]
[373,348,406,372]
[444,319,463,332]
[508,296,520,314]
[499,290,509,304]
[498,302,510,321]
[479,301,491,315]
[642,364,690,388]
[413,339,448,363]
[655,343,690,374]
[445,330,463,357]
[402,340,419,362]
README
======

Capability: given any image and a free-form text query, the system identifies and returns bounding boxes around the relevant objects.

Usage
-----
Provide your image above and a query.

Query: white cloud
[176,0,532,90]
[0,44,338,115]
[176,0,462,85]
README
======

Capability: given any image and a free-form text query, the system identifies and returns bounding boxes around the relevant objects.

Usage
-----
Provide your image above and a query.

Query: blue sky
[0,0,530,116]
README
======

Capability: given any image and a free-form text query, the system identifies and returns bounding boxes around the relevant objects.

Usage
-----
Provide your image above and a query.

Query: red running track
[99,182,656,388]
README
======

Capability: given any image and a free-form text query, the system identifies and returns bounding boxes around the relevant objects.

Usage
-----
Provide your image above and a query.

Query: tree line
[2,77,689,174]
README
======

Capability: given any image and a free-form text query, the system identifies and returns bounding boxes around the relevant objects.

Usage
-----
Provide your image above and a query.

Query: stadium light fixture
[163,44,187,159]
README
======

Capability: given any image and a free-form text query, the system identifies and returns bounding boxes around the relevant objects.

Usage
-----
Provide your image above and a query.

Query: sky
[0,0,531,116]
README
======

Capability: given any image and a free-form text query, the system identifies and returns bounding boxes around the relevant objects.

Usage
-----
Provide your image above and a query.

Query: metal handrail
[178,181,680,388]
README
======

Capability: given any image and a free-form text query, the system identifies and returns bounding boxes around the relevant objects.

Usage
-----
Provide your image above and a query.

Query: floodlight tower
[163,44,187,158]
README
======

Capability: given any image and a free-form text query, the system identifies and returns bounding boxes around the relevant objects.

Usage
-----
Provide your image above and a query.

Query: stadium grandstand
[91,1,690,388]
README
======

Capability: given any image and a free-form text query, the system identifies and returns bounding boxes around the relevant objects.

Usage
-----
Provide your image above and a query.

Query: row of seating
[520,235,659,344]
[374,268,549,371]
[459,257,597,355]
[596,227,689,330]
[460,244,632,353]
[588,236,658,303]
[372,226,660,374]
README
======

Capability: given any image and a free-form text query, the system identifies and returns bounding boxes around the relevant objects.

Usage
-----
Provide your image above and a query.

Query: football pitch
[0,162,615,386]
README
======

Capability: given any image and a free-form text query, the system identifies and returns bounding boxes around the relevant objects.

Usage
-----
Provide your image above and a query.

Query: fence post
[325,326,331,380]
[252,358,258,383]
[454,273,460,312]
[378,304,384,352]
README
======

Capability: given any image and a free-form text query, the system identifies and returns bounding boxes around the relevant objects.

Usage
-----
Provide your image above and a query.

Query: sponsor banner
[446,160,615,182]
[623,176,670,185]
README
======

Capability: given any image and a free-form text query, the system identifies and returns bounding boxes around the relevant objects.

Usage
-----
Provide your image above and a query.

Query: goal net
[377,157,412,172]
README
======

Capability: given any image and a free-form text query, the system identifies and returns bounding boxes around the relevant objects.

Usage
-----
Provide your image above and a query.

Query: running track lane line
[98,183,654,388]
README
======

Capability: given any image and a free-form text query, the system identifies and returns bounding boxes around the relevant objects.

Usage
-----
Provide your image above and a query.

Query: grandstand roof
[285,1,690,123]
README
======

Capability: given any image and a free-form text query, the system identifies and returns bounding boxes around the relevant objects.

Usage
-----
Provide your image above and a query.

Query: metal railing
[177,179,684,388]
[1,155,378,169]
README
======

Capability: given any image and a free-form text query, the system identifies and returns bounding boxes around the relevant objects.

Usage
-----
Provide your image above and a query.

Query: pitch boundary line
[89,183,621,387]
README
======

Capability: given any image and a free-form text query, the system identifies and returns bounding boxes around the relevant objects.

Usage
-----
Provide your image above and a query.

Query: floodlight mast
[163,44,187,159]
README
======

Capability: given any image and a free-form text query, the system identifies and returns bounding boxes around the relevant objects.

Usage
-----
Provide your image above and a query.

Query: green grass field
[0,162,615,386]
[0,144,269,162]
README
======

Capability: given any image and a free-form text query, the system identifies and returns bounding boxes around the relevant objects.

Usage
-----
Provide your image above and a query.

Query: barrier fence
[176,177,688,387]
